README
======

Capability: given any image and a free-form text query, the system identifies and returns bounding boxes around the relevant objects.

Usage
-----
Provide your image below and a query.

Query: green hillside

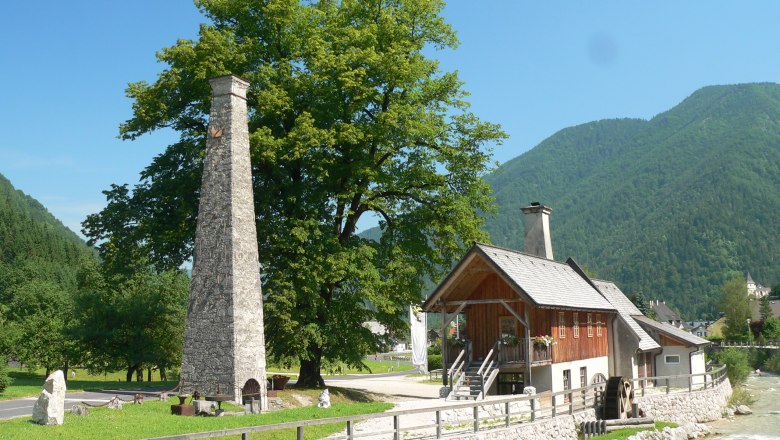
[487,83,780,319]
[0,172,94,296]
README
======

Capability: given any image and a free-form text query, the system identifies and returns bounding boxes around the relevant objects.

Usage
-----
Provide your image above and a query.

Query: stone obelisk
[181,75,267,409]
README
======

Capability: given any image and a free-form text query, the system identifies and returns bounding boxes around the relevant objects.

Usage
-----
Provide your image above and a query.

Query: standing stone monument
[32,370,66,425]
[181,75,268,409]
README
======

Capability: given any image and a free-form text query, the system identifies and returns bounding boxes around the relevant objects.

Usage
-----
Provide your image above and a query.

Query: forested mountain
[486,83,780,320]
[0,172,94,301]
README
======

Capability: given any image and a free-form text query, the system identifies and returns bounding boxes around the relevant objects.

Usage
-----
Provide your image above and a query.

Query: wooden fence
[148,365,727,440]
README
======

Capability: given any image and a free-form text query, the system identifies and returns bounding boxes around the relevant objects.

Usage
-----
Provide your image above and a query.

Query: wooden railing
[147,365,728,440]
[496,339,552,364]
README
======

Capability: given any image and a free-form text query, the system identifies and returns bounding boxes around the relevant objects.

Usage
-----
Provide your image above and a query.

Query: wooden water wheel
[602,376,634,419]
[242,378,261,404]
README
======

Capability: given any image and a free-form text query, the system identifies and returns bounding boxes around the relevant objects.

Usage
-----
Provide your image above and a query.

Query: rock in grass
[71,404,89,416]
[32,370,66,425]
[735,405,752,415]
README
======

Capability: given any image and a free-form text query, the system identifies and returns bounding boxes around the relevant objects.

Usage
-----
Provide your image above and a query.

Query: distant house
[746,272,771,298]
[690,323,708,338]
[706,317,726,339]
[633,316,710,387]
[649,300,684,329]
[749,297,780,320]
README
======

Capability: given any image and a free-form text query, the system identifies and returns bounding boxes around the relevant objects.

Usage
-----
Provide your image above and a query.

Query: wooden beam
[442,302,467,328]
[444,299,524,306]
[498,300,528,329]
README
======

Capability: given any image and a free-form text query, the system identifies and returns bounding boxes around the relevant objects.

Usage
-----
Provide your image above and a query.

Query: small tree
[0,355,9,394]
[721,277,752,340]
[759,295,773,322]
[715,348,751,386]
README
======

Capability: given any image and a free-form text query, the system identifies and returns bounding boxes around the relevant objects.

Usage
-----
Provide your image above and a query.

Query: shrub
[428,354,442,371]
[427,341,442,356]
[765,350,780,373]
[0,356,8,394]
[716,348,751,386]
[728,386,755,406]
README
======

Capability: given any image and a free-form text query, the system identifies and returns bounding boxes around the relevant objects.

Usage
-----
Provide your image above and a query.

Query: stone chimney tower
[181,75,268,409]
[521,202,553,260]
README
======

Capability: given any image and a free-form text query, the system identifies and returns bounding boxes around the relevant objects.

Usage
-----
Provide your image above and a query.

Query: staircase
[447,340,501,401]
[449,363,484,400]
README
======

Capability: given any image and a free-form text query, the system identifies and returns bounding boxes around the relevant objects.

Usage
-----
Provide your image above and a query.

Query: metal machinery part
[602,376,635,419]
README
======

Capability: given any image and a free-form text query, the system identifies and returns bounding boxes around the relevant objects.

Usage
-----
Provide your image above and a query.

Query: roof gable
[423,243,615,312]
[633,315,710,347]
[592,280,660,352]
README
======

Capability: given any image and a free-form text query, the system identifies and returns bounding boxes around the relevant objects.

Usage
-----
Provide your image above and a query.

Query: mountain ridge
[485,82,780,319]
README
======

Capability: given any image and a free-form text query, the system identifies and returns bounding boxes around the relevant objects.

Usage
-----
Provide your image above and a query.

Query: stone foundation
[635,378,732,424]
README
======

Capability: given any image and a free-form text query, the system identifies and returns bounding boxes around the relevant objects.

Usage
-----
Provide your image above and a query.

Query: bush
[427,341,442,356]
[765,350,780,373]
[0,356,8,394]
[716,348,751,386]
[428,354,442,371]
[728,386,755,406]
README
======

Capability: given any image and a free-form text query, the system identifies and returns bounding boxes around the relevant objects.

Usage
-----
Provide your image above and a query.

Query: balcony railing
[497,339,552,365]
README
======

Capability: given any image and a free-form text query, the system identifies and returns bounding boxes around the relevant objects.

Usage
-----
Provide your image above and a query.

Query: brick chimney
[521,202,553,260]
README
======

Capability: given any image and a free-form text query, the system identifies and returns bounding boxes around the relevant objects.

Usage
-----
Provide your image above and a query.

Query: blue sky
[2,1,780,236]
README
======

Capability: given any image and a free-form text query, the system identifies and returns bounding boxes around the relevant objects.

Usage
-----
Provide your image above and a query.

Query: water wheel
[242,378,261,404]
[602,376,634,419]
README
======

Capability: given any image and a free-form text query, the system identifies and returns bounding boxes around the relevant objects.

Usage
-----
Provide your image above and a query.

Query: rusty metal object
[170,404,196,416]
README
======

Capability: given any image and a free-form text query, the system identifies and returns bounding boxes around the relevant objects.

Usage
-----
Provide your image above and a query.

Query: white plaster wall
[531,365,553,392]
[611,318,640,379]
[550,357,608,405]
[655,346,692,387]
[690,352,705,386]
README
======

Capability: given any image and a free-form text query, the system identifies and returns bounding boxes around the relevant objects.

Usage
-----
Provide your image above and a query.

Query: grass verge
[1,369,178,401]
[0,388,391,440]
[582,421,678,440]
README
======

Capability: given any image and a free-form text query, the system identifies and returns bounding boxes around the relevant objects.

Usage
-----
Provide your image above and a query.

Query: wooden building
[422,235,618,399]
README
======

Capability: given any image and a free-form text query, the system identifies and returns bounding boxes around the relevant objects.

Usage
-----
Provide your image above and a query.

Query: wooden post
[297,426,304,440]
[530,397,536,421]
[666,378,670,394]
[505,401,510,428]
[436,410,442,439]
[394,415,400,440]
[441,305,447,387]
[688,375,692,392]
[347,420,354,440]
[473,406,479,432]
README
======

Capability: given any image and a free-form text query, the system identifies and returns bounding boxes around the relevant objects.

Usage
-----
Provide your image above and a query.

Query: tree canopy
[82,0,504,386]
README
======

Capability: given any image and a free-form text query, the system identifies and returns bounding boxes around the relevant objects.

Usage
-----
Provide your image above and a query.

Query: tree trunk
[147,367,153,382]
[296,348,325,388]
[136,366,144,382]
[126,366,135,382]
[160,367,167,382]
[62,360,69,382]
[45,367,51,378]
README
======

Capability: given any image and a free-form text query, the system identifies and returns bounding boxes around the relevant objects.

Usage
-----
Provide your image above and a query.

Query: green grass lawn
[0,390,392,440]
[583,421,678,440]
[1,369,179,401]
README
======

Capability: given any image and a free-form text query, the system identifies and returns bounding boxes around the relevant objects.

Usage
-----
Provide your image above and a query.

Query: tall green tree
[74,260,190,381]
[82,0,504,387]
[721,277,752,340]
[759,295,773,322]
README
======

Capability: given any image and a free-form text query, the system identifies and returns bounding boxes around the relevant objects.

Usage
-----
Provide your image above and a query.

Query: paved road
[0,389,150,420]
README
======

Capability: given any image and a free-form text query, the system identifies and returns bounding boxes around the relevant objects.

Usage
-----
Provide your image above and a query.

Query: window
[499,316,517,338]
[587,313,593,337]
[580,367,587,388]
[665,355,680,364]
[573,312,580,338]
[596,314,603,337]
[563,369,571,403]
[558,311,566,339]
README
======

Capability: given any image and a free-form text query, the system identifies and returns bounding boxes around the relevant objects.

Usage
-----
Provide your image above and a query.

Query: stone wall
[434,378,731,439]
[635,378,732,424]
[446,409,597,440]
